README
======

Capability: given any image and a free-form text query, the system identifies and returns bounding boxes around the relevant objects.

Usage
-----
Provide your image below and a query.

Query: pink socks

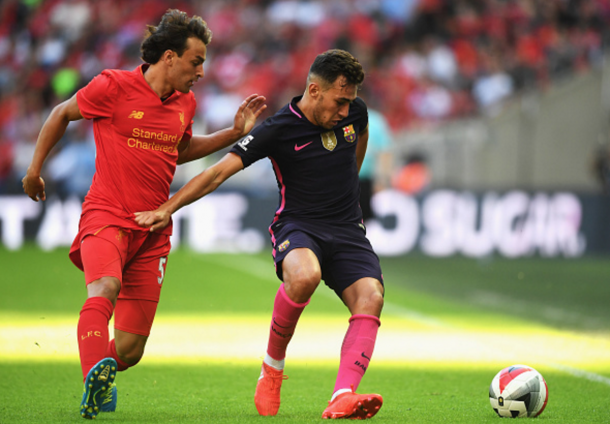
[265,284,381,398]
[266,283,309,363]
[333,314,381,395]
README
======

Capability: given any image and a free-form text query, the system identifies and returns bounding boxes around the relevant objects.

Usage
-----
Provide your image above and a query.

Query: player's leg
[101,301,156,414]
[323,278,384,419]
[79,276,120,379]
[107,298,159,370]
[267,247,320,366]
[341,274,385,396]
[101,231,167,413]
[255,246,322,416]
[322,225,385,419]
[336,276,384,395]
[108,329,148,370]
[78,232,125,419]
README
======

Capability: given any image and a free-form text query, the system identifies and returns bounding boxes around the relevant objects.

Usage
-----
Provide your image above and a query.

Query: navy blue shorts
[269,219,384,298]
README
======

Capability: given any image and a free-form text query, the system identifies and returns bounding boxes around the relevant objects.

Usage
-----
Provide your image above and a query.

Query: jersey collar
[289,96,306,119]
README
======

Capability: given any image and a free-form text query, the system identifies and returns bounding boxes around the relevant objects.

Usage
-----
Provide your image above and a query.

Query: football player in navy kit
[135,49,385,420]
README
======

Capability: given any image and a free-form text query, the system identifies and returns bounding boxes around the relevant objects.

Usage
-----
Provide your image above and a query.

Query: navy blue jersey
[230,95,368,224]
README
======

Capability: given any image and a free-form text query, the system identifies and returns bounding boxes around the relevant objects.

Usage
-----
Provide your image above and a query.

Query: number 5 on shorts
[157,257,167,285]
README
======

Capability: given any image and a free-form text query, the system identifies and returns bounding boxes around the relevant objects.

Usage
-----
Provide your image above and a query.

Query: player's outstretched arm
[22,95,83,201]
[135,152,244,232]
[177,94,266,164]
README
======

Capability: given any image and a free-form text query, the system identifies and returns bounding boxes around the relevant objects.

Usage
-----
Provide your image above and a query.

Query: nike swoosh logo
[361,352,371,361]
[294,141,313,151]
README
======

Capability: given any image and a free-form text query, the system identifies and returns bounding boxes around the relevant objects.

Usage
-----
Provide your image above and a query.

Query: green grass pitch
[1,245,610,423]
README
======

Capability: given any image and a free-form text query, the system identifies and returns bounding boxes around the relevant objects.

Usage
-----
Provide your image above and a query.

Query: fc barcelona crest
[343,124,356,142]
[321,131,338,151]
[278,239,290,252]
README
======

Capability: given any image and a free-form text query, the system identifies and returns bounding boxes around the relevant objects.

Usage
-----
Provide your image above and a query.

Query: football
[489,364,548,418]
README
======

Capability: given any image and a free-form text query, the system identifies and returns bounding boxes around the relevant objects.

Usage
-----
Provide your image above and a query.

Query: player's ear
[308,82,320,99]
[163,49,176,65]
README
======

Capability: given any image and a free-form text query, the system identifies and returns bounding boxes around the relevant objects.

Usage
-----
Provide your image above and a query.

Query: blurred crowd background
[1,0,610,197]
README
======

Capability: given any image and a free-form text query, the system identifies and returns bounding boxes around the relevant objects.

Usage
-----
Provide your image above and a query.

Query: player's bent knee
[343,279,385,316]
[285,275,320,303]
[293,272,321,289]
[115,343,144,365]
[366,288,384,303]
[115,331,147,365]
[87,277,121,302]
[120,352,142,366]
[355,291,384,317]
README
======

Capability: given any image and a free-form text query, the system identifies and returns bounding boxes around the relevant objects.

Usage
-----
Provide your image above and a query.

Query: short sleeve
[76,70,118,120]
[182,119,193,143]
[230,118,277,168]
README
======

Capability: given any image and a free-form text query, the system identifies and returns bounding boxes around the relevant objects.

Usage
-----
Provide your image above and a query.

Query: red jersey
[76,64,196,234]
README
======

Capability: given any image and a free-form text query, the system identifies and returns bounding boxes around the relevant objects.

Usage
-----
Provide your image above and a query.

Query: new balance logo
[294,141,313,151]
[128,110,144,119]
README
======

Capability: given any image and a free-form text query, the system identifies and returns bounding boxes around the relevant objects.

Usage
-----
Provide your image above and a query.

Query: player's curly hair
[141,9,212,64]
[308,49,365,88]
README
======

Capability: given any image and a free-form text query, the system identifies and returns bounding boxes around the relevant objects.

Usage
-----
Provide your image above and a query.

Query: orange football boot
[322,391,383,420]
[254,362,288,416]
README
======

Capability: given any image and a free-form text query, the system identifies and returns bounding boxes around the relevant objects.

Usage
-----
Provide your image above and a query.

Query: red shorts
[70,213,171,336]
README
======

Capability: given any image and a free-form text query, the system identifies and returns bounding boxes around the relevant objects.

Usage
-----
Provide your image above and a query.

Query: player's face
[170,37,206,93]
[312,76,357,129]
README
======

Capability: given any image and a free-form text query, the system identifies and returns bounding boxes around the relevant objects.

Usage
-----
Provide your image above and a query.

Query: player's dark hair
[308,49,365,88]
[141,9,212,64]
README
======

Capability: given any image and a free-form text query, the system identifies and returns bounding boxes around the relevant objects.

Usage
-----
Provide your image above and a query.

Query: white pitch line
[549,363,610,387]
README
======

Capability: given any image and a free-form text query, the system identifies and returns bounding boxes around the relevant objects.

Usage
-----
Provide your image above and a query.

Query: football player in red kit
[22,9,266,420]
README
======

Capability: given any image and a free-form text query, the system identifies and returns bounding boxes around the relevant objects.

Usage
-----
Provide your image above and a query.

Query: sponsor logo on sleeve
[239,135,254,151]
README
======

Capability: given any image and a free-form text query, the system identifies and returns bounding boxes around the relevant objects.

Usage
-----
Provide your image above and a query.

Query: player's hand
[22,173,46,202]
[134,210,171,232]
[233,94,267,137]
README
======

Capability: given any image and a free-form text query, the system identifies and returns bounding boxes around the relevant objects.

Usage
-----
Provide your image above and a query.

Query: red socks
[333,314,381,394]
[106,338,136,371]
[77,297,114,380]
[267,283,309,361]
